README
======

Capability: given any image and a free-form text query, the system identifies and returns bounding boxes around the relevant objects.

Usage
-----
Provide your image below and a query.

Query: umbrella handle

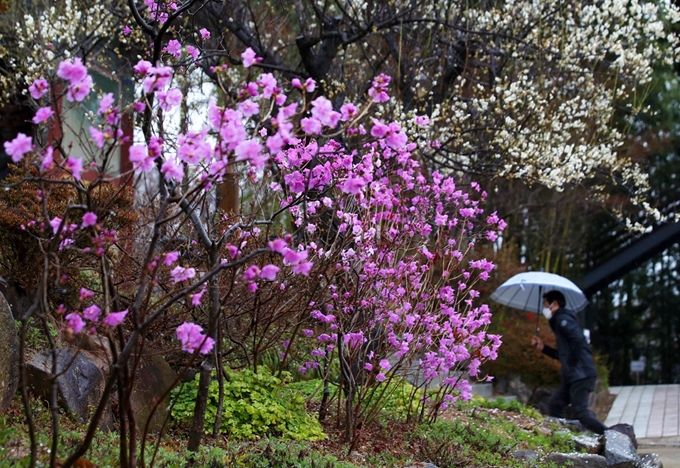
[535,285,542,336]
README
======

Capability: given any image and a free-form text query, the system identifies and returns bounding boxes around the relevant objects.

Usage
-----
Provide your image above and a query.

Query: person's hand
[531,335,544,351]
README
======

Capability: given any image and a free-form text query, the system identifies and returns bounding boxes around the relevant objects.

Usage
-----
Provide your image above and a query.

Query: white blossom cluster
[393,0,680,202]
[3,0,119,96]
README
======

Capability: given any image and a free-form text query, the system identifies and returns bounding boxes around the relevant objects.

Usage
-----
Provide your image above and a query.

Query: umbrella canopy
[490,271,588,314]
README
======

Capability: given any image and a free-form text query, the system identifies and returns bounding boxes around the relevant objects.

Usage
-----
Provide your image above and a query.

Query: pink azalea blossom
[83,304,102,322]
[57,57,88,82]
[161,158,184,182]
[103,309,128,326]
[50,217,62,234]
[310,96,340,128]
[3,133,33,162]
[191,288,206,306]
[170,266,196,283]
[164,251,180,266]
[29,79,49,99]
[379,359,392,371]
[165,39,182,58]
[303,78,316,92]
[243,265,261,281]
[65,313,86,333]
[258,73,278,98]
[186,45,199,60]
[176,322,214,354]
[178,130,212,164]
[241,47,259,67]
[133,60,152,76]
[158,87,182,111]
[268,238,288,254]
[81,212,98,228]
[123,25,131,35]
[32,106,54,124]
[65,156,83,181]
[282,248,307,265]
[300,117,322,134]
[199,28,210,39]
[340,103,358,121]
[66,75,94,102]
[98,93,115,114]
[235,139,264,166]
[375,373,386,382]
[142,66,173,94]
[79,288,95,301]
[415,115,430,126]
[370,120,390,138]
[260,264,280,281]
[89,126,106,148]
[368,73,391,102]
[385,131,408,149]
[239,100,260,117]
[129,144,155,173]
[37,150,54,174]
[292,261,313,276]
[341,176,366,195]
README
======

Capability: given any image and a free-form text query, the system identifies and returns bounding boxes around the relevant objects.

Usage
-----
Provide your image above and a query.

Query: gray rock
[546,416,588,433]
[471,382,493,398]
[608,423,638,449]
[571,434,604,454]
[0,292,19,410]
[27,347,108,424]
[131,354,177,434]
[511,449,539,461]
[0,281,30,320]
[637,453,663,468]
[528,385,555,415]
[506,373,532,403]
[544,452,608,467]
[603,429,640,468]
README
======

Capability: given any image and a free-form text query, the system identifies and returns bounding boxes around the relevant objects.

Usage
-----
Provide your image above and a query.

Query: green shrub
[170,366,326,441]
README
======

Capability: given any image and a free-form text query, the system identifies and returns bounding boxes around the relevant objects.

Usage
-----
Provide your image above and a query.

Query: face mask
[542,307,552,320]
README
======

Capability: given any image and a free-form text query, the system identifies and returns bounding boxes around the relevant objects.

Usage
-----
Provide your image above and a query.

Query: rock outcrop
[0,292,19,410]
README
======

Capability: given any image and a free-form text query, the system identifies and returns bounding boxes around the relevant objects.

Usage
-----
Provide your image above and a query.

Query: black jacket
[542,308,597,383]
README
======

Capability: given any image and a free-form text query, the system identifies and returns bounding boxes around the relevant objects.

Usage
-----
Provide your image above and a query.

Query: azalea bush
[1,3,505,467]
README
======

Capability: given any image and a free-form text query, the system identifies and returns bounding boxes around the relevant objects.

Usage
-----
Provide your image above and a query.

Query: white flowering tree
[0,0,679,465]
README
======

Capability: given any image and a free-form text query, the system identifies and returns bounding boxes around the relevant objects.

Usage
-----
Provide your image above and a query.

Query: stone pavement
[605,385,679,438]
[605,385,680,468]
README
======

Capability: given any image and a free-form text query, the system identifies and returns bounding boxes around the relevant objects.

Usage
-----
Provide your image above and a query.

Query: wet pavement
[605,385,680,467]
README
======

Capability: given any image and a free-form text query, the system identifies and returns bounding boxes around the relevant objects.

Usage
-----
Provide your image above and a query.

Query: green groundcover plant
[170,366,325,441]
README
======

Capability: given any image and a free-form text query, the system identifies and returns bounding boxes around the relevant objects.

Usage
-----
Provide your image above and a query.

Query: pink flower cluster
[63,298,128,334]
[14,51,507,415]
[176,322,214,354]
[57,58,93,102]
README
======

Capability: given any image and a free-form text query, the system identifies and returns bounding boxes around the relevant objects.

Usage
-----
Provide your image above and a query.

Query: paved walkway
[605,385,680,438]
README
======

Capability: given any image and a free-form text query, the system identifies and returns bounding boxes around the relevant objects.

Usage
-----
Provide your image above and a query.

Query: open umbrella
[490,271,588,333]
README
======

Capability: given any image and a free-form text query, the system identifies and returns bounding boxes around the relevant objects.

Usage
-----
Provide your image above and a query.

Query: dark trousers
[549,376,607,435]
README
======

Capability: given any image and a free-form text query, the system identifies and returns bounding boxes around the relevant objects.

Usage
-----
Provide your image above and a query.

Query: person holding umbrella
[531,290,608,434]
